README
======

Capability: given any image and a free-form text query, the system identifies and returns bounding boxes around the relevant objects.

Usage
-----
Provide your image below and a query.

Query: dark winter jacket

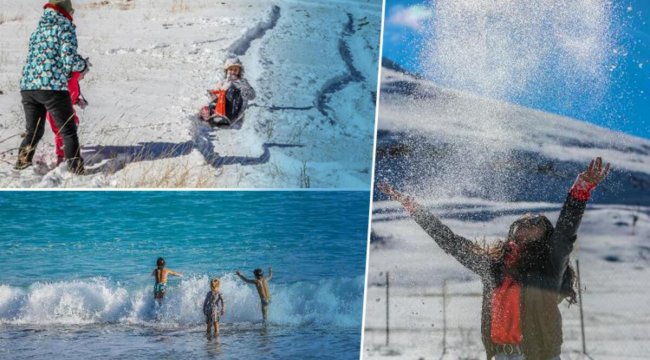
[412,194,586,360]
[20,5,87,91]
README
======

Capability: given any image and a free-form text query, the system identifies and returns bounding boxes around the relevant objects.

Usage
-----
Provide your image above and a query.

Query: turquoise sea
[0,191,369,359]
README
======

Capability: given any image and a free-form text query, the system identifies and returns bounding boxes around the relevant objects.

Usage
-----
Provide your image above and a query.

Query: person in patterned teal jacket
[16,0,88,174]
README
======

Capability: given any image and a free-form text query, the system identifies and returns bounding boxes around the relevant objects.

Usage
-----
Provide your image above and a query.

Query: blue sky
[382,0,650,139]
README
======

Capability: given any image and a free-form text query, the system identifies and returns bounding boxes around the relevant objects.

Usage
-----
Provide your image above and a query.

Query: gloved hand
[199,106,211,121]
[82,57,92,76]
[77,96,88,109]
[570,157,610,201]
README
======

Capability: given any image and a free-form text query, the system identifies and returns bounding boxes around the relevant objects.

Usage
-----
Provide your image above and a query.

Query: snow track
[190,113,302,169]
[188,4,286,172]
[317,13,366,123]
[227,5,281,56]
[189,0,381,188]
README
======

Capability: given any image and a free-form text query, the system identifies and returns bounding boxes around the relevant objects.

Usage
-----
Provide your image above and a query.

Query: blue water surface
[0,191,370,360]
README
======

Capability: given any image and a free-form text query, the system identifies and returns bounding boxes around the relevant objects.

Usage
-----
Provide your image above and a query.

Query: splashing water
[395,0,618,201]
[0,274,364,328]
[421,0,613,102]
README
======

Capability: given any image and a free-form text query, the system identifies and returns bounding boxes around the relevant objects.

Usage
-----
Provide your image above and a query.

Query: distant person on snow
[46,69,89,166]
[236,267,272,322]
[152,257,182,302]
[203,278,225,337]
[16,0,89,174]
[379,157,610,360]
[200,57,256,126]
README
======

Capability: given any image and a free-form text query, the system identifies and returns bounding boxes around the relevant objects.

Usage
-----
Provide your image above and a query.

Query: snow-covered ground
[0,0,381,188]
[363,66,650,359]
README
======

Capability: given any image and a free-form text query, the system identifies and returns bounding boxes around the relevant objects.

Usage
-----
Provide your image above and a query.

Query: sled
[199,87,246,129]
[203,112,245,129]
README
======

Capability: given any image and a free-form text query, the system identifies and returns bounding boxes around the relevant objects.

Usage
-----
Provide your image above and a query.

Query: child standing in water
[236,267,272,322]
[203,278,225,337]
[152,257,182,302]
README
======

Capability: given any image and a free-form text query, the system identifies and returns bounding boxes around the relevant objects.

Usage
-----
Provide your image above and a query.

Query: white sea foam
[0,274,363,327]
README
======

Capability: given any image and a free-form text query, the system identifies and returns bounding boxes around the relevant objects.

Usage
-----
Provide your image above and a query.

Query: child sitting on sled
[200,57,256,126]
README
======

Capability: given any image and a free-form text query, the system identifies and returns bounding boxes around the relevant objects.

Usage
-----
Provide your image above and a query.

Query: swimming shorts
[154,282,166,295]
[261,299,271,306]
[206,311,221,324]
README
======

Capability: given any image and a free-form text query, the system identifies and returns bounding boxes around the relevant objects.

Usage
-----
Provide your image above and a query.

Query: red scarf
[490,275,523,344]
[44,3,73,22]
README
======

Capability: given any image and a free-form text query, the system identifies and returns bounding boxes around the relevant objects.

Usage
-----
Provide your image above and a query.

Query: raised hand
[570,157,610,201]
[579,157,610,186]
[377,182,419,214]
[377,182,398,199]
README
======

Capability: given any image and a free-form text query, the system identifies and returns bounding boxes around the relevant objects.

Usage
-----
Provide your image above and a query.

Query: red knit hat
[48,0,74,15]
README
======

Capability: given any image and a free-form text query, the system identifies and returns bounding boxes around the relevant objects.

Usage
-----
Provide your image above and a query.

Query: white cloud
[387,5,433,31]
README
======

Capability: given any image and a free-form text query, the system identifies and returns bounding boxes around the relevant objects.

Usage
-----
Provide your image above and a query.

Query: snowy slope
[363,65,650,359]
[0,0,381,188]
[375,66,650,204]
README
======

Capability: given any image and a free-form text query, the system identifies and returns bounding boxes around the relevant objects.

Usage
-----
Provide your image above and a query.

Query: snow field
[0,0,382,188]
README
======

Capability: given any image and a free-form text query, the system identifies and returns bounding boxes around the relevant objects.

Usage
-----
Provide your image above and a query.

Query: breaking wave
[0,274,363,328]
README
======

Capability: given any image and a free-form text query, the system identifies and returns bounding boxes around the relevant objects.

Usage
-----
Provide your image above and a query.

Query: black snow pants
[18,90,84,173]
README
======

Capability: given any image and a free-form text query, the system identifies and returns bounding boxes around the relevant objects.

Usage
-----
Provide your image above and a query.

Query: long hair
[155,257,165,283]
[485,215,578,304]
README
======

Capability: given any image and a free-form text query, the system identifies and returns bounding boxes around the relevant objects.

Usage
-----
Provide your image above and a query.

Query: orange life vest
[209,89,227,117]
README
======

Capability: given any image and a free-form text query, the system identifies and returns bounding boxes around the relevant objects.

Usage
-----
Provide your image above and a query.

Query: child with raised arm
[203,278,225,337]
[236,267,272,322]
[152,257,182,302]
[379,157,609,360]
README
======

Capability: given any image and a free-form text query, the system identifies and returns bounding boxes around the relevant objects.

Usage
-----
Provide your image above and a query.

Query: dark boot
[14,146,36,170]
[67,157,85,175]
[14,159,32,170]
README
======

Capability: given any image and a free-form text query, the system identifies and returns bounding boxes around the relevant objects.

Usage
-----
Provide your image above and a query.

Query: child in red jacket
[46,71,88,165]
